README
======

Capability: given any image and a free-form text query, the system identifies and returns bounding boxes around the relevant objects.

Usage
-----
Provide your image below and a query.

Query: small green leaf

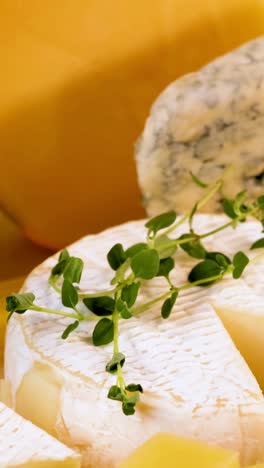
[205,252,231,267]
[122,393,140,415]
[122,401,136,416]
[188,260,223,286]
[232,251,249,279]
[51,260,67,276]
[145,211,177,236]
[121,282,140,307]
[161,291,178,319]
[6,293,35,313]
[59,249,70,262]
[61,280,79,308]
[234,191,247,211]
[125,243,148,258]
[63,257,84,284]
[131,249,160,279]
[190,172,208,188]
[157,257,174,277]
[125,383,143,393]
[107,243,127,271]
[51,250,70,276]
[92,318,114,346]
[222,198,237,219]
[116,299,132,319]
[107,385,123,402]
[106,352,126,373]
[61,320,79,339]
[232,191,250,220]
[257,195,264,209]
[179,234,207,259]
[83,296,115,316]
[154,235,177,259]
[250,238,264,250]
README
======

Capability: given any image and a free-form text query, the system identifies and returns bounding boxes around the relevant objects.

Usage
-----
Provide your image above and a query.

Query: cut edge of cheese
[0,378,13,408]
[118,432,240,468]
[0,400,80,467]
[8,460,80,468]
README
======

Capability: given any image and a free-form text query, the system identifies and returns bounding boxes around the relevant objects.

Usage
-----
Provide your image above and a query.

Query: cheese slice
[5,214,264,467]
[0,400,80,467]
[118,433,240,468]
[135,37,264,216]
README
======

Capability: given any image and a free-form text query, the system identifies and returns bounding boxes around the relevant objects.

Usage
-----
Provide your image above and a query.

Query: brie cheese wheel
[5,214,264,467]
[0,400,80,467]
[135,37,264,216]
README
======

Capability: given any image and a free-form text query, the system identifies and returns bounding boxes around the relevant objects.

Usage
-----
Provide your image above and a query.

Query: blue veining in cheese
[136,37,264,215]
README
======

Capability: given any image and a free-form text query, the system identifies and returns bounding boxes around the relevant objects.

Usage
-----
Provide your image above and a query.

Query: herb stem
[132,291,171,315]
[48,278,61,294]
[113,292,126,393]
[163,212,190,236]
[125,273,135,284]
[29,306,98,321]
[178,274,224,290]
[163,176,224,237]
[133,272,227,316]
[197,178,223,211]
[166,276,175,290]
[199,220,234,239]
[248,252,264,265]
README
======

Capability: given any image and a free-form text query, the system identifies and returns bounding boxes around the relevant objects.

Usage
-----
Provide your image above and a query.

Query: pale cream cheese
[0,400,80,467]
[5,214,264,467]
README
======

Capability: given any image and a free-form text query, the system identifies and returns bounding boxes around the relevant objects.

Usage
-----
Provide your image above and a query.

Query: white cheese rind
[0,400,80,467]
[135,37,264,215]
[5,214,264,467]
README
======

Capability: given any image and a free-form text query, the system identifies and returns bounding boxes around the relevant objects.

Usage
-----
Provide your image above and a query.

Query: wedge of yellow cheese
[1,1,264,248]
[118,433,240,468]
[0,211,51,280]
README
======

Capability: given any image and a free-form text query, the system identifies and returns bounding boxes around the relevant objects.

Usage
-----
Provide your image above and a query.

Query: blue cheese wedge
[4,214,264,467]
[135,37,264,215]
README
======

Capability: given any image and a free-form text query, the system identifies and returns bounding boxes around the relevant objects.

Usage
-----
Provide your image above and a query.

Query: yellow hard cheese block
[1,1,264,248]
[247,465,264,467]
[118,433,240,468]
[0,211,51,281]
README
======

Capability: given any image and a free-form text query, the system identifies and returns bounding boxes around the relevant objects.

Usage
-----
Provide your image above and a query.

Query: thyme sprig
[6,171,264,416]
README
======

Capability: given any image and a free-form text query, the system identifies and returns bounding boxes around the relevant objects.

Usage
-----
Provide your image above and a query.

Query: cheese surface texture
[5,214,264,467]
[118,433,240,468]
[0,400,80,467]
[136,37,264,216]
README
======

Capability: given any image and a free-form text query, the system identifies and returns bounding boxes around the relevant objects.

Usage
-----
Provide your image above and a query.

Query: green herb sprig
[6,170,264,416]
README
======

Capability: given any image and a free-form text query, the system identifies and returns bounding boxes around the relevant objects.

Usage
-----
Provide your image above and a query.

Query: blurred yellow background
[1,0,264,291]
